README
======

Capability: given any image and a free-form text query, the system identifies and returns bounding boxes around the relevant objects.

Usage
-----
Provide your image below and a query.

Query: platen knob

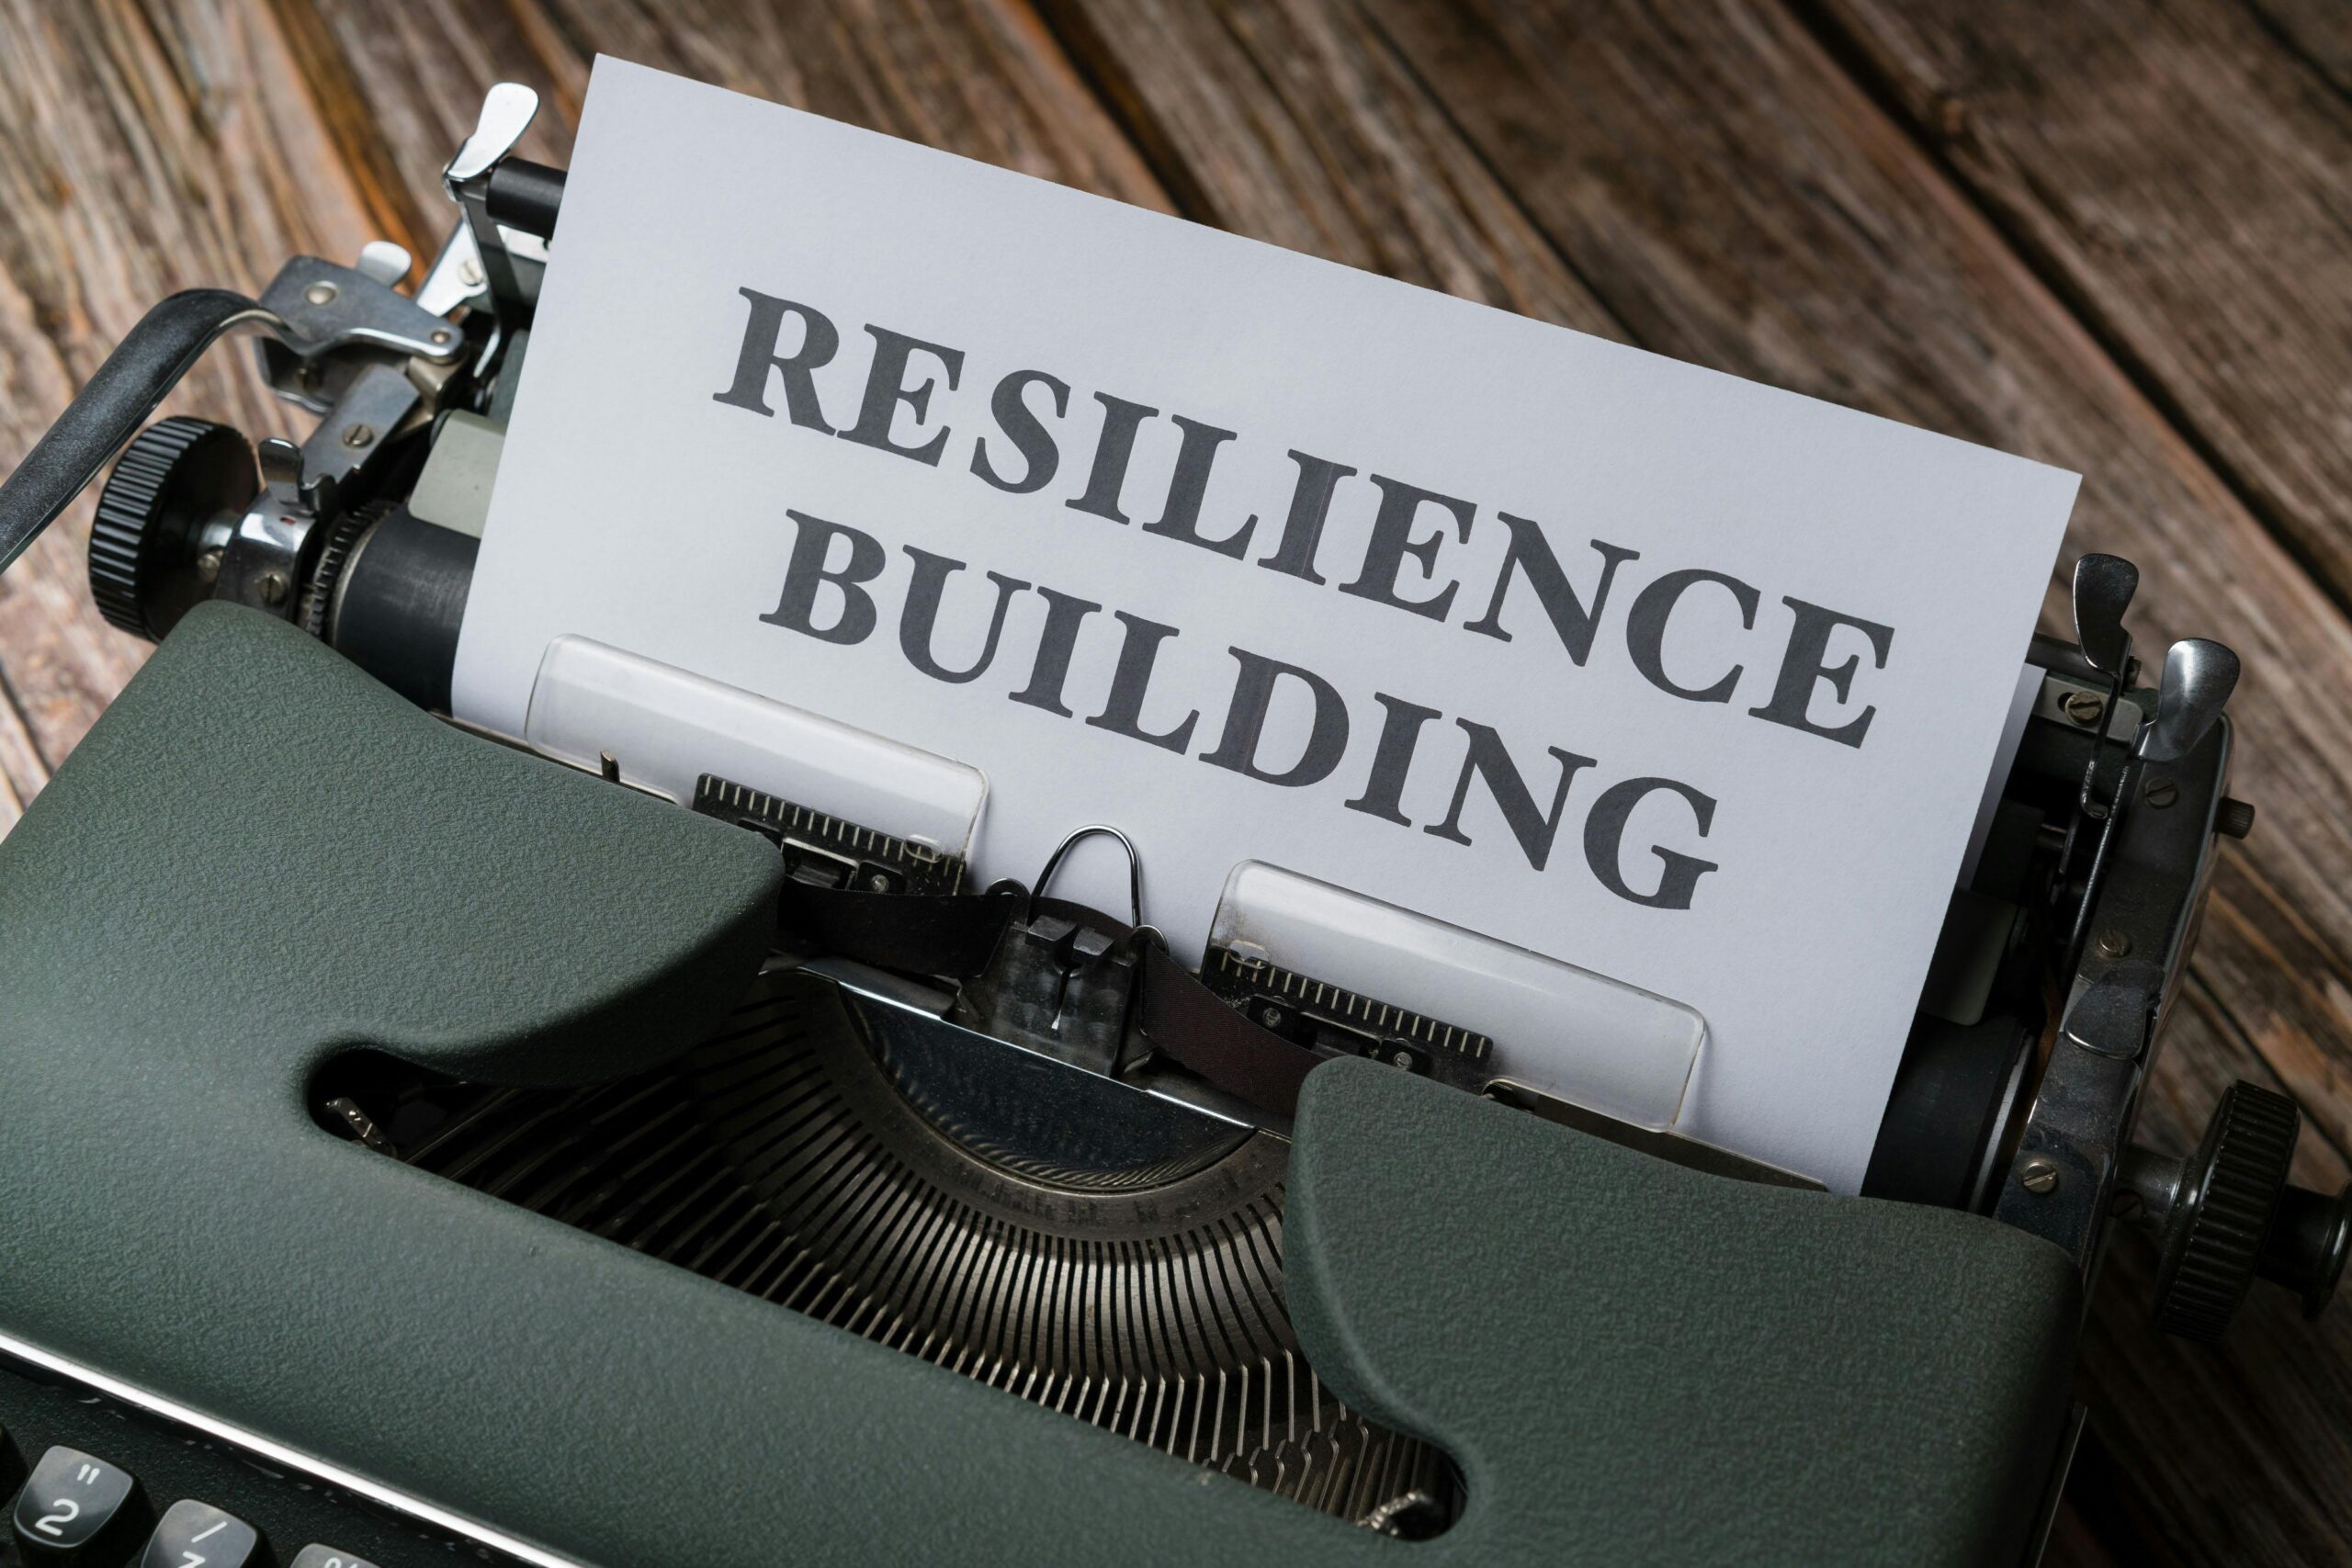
[88,415,256,639]
[2263,1176,2352,1321]
[2154,1081,2300,1340]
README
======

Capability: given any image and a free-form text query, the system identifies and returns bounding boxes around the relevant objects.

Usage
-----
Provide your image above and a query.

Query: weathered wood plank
[1040,0,1621,333]
[2245,0,2352,101]
[0,0,385,783]
[0,680,43,835]
[1814,0,2352,615]
[305,0,1170,216]
[285,0,575,242]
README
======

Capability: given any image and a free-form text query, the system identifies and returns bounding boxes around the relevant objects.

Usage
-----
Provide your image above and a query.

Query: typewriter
[0,85,2342,1568]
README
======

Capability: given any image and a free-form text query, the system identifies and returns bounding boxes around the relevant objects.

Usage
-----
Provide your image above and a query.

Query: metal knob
[2129,1081,2349,1339]
[87,415,256,639]
[2263,1177,2352,1321]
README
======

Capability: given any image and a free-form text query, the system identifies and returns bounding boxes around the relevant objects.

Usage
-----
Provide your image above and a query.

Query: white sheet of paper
[454,58,2076,1190]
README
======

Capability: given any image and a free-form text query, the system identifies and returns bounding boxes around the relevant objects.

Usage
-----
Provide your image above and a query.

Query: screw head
[2096,929,2133,960]
[430,328,453,347]
[1256,1004,1285,1032]
[2144,778,2180,809]
[2019,1159,2061,1195]
[303,280,337,307]
[1388,1048,1416,1069]
[256,570,289,606]
[340,423,376,448]
[194,547,222,583]
[459,259,484,287]
[2063,690,2105,727]
[864,872,892,893]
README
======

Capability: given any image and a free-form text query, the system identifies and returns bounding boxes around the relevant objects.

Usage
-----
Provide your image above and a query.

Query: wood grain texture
[2248,0,2352,101]
[1040,0,1621,333]
[0,1,2346,1562]
[1812,0,2352,613]
[0,0,383,773]
[304,0,1170,212]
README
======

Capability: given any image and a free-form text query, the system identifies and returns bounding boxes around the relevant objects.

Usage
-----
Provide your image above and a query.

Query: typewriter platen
[0,85,2344,1568]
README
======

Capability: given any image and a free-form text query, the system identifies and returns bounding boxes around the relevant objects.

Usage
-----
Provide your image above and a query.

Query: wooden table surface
[0,1,2346,1561]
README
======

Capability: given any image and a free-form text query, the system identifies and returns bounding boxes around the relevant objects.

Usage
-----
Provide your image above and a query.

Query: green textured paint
[1289,1057,2081,1565]
[0,604,2077,1566]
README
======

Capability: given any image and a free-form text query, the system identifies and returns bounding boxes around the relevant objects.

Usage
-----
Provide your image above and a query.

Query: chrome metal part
[1206,943,1495,1082]
[256,256,463,364]
[298,359,424,490]
[212,439,321,620]
[1996,699,2233,1276]
[355,239,413,287]
[952,897,1151,1077]
[443,84,544,332]
[1029,822,1146,928]
[2059,959,2165,1062]
[2030,672,2141,744]
[2119,1085,2352,1334]
[691,773,965,896]
[415,222,492,319]
[2138,638,2242,765]
[2070,554,2138,680]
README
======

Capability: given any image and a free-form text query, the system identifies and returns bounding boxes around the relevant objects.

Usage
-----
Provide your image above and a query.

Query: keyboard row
[10,1438,374,1568]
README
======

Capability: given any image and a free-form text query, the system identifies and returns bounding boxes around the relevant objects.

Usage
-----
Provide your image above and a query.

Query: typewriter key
[139,1500,258,1568]
[13,1447,135,1556]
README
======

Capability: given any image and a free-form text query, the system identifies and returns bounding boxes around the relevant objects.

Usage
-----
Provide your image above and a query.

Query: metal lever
[2071,553,2138,680]
[444,81,539,191]
[2068,552,2141,831]
[443,83,543,333]
[0,290,287,578]
[2060,958,2165,1059]
[2136,638,2240,764]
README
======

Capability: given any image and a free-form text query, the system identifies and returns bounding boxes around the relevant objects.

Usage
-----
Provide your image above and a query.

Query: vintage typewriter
[0,85,2343,1568]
